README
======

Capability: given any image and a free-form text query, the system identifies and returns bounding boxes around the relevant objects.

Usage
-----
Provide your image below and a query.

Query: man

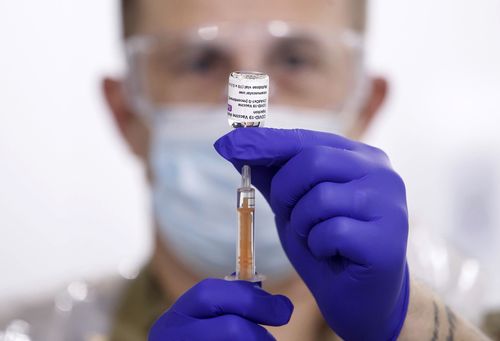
[0,0,491,340]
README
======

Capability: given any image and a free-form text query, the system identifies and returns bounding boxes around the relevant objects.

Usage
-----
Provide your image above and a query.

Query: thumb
[213,131,281,201]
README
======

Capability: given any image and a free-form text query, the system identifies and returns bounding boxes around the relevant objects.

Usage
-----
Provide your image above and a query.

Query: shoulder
[0,275,130,341]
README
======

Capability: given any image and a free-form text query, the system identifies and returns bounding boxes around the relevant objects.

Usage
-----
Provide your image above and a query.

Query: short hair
[122,0,138,39]
[121,0,367,39]
[351,0,367,33]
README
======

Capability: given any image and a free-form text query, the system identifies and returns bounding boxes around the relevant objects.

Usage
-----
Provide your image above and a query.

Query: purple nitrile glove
[148,278,293,341]
[214,128,410,341]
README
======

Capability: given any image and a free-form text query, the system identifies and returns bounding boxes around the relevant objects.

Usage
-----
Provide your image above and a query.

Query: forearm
[399,278,490,341]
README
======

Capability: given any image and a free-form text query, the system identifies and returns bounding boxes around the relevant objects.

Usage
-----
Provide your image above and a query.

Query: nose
[218,41,270,104]
[231,39,266,75]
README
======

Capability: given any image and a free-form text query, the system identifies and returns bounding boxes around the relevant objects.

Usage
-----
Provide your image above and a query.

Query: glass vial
[227,71,269,128]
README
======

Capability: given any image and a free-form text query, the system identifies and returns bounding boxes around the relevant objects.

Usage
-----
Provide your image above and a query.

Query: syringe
[236,165,256,280]
[225,71,269,282]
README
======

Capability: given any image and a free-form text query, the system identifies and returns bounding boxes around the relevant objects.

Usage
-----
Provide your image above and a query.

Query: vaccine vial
[227,71,269,128]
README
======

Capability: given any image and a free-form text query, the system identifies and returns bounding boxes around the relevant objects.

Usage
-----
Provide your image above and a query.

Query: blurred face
[102,0,387,281]
[128,0,360,109]
[104,0,387,167]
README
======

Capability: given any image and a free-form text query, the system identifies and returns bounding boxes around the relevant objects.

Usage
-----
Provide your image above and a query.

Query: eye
[269,40,321,72]
[185,51,219,72]
[279,52,313,70]
[179,48,227,75]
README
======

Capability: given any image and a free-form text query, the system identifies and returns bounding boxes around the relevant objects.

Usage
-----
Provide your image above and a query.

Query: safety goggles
[125,21,366,115]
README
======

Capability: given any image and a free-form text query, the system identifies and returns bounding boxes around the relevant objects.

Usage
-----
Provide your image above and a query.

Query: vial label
[227,71,269,128]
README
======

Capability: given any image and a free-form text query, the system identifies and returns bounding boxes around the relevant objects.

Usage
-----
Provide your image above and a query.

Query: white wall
[365,0,500,319]
[0,1,151,305]
[0,0,499,317]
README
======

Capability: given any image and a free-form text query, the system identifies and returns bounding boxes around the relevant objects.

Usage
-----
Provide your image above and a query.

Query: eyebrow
[155,35,326,63]
[271,36,324,50]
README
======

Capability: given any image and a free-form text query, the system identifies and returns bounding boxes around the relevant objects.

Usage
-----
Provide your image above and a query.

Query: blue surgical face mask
[150,105,346,281]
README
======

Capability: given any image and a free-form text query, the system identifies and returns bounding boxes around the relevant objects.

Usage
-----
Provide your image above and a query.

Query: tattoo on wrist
[431,300,440,341]
[445,305,457,341]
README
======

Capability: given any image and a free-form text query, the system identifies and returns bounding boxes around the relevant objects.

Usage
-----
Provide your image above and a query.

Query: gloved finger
[194,315,276,341]
[149,311,275,341]
[270,146,369,219]
[173,279,293,326]
[213,128,359,168]
[290,182,377,238]
[307,216,376,265]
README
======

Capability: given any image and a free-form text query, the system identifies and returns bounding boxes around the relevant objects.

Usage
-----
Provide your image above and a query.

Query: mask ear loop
[123,35,157,124]
[337,31,372,134]
[342,69,372,133]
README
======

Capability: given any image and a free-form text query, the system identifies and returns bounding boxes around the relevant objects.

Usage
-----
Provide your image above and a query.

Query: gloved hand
[149,278,293,341]
[214,128,410,341]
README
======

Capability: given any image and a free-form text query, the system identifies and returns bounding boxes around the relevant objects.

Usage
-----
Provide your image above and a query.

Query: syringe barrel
[236,187,255,280]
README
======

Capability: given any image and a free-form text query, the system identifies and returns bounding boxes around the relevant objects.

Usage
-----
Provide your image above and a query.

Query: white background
[1,0,499,319]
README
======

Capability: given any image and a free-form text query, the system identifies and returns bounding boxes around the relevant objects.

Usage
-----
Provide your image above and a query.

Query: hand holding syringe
[225,71,269,282]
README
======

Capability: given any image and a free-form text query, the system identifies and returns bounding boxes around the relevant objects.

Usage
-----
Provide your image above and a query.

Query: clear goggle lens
[125,21,366,115]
